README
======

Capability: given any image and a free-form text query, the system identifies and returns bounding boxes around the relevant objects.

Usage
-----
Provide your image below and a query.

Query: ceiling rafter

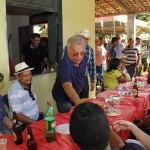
[95,0,150,18]
[103,0,119,13]
[114,0,133,14]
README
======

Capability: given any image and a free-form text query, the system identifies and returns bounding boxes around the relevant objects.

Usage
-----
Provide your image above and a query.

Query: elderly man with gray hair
[52,35,88,113]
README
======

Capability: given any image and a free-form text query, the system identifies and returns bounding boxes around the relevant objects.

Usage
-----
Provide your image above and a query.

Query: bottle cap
[47,101,51,105]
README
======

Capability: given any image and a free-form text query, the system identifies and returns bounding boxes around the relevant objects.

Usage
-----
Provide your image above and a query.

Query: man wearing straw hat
[8,62,43,131]
[78,29,96,98]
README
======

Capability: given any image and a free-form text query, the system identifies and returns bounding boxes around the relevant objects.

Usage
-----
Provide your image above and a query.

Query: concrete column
[127,14,136,40]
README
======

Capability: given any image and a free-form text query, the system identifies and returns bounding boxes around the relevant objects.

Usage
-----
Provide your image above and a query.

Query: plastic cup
[0,138,7,150]
[56,124,70,140]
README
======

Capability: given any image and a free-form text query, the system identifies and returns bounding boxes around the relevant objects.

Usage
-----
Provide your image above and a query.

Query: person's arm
[117,69,127,83]
[62,82,87,105]
[136,49,140,68]
[106,51,109,66]
[113,120,150,149]
[16,113,36,124]
[109,128,125,149]
[3,116,12,130]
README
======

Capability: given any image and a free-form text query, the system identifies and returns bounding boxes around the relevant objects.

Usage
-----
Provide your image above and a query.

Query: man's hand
[90,82,95,91]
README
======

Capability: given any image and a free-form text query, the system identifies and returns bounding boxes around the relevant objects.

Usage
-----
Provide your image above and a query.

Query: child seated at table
[70,102,145,150]
[113,120,150,150]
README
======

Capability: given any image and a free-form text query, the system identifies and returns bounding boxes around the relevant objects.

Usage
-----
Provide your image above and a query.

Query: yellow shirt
[104,70,122,90]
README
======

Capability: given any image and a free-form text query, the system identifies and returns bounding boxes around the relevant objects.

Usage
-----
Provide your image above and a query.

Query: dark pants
[56,101,74,113]
[21,113,44,131]
[96,65,102,75]
[79,76,89,98]
[136,58,148,76]
[126,63,136,79]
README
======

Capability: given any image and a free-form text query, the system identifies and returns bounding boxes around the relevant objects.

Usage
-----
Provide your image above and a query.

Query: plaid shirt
[85,45,96,82]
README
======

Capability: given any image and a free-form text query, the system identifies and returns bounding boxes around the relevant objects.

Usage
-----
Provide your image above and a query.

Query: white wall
[1,0,95,113]
[7,15,29,66]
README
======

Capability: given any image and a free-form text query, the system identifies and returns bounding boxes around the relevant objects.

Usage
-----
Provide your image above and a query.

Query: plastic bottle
[95,75,101,96]
[44,101,56,143]
[132,75,135,85]
[118,83,123,98]
[27,125,37,150]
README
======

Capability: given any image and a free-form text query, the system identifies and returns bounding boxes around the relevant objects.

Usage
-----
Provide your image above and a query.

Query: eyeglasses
[72,51,85,57]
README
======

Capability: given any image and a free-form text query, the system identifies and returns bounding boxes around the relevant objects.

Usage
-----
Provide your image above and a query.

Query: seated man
[70,102,145,150]
[52,35,88,113]
[8,62,43,131]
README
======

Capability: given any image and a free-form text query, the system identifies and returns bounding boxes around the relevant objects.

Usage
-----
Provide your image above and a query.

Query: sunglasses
[72,51,85,57]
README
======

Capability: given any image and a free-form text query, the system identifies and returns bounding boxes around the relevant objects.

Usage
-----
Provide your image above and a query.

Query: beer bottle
[133,79,138,98]
[12,111,23,145]
[27,125,37,150]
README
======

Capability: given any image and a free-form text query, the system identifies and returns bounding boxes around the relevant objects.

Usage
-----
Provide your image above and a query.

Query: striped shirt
[122,46,139,66]
[8,80,39,123]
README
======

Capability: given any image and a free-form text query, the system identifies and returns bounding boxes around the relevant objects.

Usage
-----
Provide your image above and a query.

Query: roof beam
[113,0,134,14]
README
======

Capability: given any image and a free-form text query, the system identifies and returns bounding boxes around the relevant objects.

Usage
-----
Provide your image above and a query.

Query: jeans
[126,63,136,79]
[56,101,73,113]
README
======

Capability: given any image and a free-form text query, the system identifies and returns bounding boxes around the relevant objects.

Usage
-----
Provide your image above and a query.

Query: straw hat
[14,62,34,75]
[78,29,91,39]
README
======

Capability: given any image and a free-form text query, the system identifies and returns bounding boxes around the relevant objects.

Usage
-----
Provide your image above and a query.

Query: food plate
[106,111,121,116]
[122,91,132,96]
[105,106,121,117]
[105,98,112,103]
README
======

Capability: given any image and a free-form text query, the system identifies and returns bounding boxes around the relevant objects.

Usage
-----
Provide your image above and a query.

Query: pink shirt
[95,46,102,66]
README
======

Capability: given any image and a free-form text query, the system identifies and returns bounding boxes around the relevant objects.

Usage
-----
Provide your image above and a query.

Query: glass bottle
[133,79,138,98]
[44,101,56,143]
[12,111,23,145]
[27,125,37,150]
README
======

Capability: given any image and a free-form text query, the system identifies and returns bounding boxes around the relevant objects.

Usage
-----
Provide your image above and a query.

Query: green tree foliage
[136,14,150,22]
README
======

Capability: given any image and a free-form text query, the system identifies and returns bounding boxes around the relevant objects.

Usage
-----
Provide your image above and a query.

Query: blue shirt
[110,47,117,58]
[52,52,88,104]
[0,96,7,132]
